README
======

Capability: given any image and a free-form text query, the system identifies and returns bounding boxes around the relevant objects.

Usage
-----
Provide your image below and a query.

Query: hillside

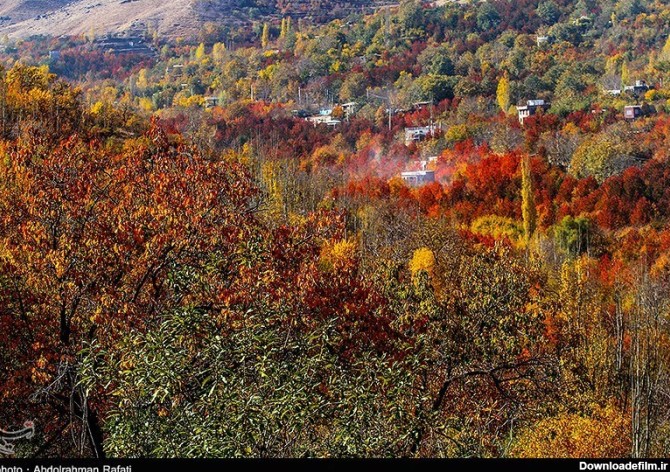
[2,0,670,460]
[0,0,391,39]
[0,0,194,38]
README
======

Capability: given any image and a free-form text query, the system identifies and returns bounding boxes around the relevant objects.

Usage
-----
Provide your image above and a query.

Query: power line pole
[367,88,393,131]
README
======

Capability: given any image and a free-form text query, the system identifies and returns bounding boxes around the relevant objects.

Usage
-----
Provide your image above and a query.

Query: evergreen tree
[261,23,270,48]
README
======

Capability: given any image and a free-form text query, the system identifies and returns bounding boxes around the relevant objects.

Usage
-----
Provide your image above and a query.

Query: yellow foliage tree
[621,60,630,87]
[331,105,345,120]
[497,74,511,113]
[471,215,524,243]
[512,404,631,458]
[138,97,154,113]
[659,36,670,63]
[260,160,284,220]
[280,18,287,39]
[212,42,226,62]
[409,247,435,279]
[90,101,105,115]
[136,68,150,89]
[195,42,206,60]
[259,64,279,81]
[320,238,358,271]
[173,94,205,108]
[261,23,270,49]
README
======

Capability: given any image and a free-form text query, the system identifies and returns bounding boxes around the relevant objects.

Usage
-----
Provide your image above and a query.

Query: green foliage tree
[615,0,645,19]
[339,72,368,102]
[476,2,501,31]
[553,215,594,256]
[398,0,425,38]
[415,74,457,102]
[536,1,561,25]
[81,309,415,457]
[418,45,454,76]
[569,126,645,182]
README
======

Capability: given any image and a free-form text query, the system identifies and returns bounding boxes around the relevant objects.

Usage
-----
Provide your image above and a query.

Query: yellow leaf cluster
[512,404,631,458]
[319,238,357,270]
[409,247,435,279]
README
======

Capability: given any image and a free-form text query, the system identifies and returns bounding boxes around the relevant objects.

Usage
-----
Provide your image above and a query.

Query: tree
[403,246,554,456]
[415,75,457,103]
[284,17,295,48]
[540,123,582,169]
[621,61,630,88]
[261,23,270,49]
[418,45,454,76]
[0,64,82,141]
[629,272,668,457]
[615,0,645,19]
[0,118,260,456]
[398,0,425,37]
[536,1,561,25]
[194,42,206,60]
[280,17,287,40]
[656,36,670,72]
[339,72,368,102]
[212,42,226,62]
[569,126,646,183]
[476,2,501,31]
[512,404,631,457]
[553,215,594,256]
[521,156,537,245]
[409,247,435,281]
[81,306,411,457]
[497,74,511,114]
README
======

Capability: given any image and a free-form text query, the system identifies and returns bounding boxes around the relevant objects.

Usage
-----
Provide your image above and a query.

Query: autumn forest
[0,0,669,459]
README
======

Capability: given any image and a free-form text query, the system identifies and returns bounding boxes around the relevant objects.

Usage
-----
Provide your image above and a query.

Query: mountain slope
[0,0,197,39]
[0,0,389,39]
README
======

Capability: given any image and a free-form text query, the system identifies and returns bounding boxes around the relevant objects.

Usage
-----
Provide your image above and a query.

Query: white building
[306,115,341,127]
[401,170,435,186]
[404,125,439,145]
[517,99,550,125]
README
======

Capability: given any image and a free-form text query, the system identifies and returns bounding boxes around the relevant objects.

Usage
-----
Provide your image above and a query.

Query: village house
[306,114,341,127]
[94,36,155,56]
[624,80,650,95]
[401,170,436,186]
[404,125,439,145]
[341,102,357,118]
[536,35,550,46]
[517,99,550,125]
[401,160,435,186]
[412,101,433,110]
[623,103,655,120]
[624,105,642,120]
[204,97,220,108]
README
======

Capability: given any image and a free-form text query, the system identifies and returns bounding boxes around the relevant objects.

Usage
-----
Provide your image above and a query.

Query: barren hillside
[0,0,390,39]
[0,0,199,39]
